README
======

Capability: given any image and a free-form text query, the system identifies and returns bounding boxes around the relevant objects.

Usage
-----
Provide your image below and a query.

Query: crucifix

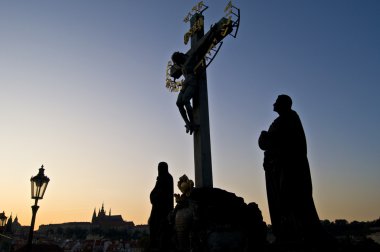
[166,1,240,188]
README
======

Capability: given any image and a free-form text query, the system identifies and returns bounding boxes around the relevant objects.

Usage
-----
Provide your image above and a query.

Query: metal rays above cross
[166,1,240,92]
[165,1,240,188]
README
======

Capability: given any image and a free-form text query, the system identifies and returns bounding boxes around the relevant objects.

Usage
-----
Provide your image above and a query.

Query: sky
[0,0,379,229]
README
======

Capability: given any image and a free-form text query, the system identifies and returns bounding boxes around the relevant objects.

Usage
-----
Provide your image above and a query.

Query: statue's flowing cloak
[262,110,322,242]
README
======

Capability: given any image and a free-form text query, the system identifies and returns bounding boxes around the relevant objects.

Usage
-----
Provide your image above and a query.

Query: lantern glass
[30,165,50,199]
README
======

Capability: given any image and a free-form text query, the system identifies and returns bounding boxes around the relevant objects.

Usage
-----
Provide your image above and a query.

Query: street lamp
[27,165,50,251]
[0,211,7,233]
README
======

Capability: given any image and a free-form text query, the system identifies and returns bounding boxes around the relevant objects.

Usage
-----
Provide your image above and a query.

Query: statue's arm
[169,63,183,79]
[259,121,278,150]
[258,131,270,150]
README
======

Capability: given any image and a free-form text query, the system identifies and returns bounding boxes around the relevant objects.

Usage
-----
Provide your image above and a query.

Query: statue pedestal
[172,187,268,251]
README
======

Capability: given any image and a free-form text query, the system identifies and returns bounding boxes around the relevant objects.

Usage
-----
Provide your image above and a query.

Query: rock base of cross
[168,187,267,252]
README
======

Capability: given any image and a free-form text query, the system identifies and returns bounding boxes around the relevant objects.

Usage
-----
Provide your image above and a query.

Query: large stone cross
[166,1,240,188]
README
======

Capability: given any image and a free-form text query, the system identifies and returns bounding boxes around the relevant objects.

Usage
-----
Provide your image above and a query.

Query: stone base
[171,187,267,252]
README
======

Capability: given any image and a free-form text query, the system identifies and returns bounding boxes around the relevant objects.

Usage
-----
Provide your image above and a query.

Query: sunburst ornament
[165,60,183,92]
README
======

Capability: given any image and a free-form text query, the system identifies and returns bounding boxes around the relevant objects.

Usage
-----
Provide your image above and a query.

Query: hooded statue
[149,162,174,251]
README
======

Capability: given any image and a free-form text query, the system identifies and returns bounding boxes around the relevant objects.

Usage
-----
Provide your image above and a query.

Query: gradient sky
[0,0,379,229]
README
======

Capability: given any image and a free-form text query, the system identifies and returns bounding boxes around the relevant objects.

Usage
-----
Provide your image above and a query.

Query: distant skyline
[1,0,379,228]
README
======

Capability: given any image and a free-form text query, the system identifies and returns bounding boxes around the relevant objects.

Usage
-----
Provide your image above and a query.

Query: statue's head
[274,94,292,114]
[177,174,194,196]
[158,162,168,176]
[171,52,187,66]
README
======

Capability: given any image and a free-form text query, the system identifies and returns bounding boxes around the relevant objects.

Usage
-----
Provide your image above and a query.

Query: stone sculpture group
[152,2,333,251]
[149,95,334,252]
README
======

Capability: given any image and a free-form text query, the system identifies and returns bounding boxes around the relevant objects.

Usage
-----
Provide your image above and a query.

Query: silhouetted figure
[259,95,327,246]
[170,24,223,136]
[149,162,174,252]
[171,52,198,135]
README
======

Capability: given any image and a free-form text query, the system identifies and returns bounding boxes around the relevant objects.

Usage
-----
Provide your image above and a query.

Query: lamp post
[0,211,7,233]
[27,165,50,251]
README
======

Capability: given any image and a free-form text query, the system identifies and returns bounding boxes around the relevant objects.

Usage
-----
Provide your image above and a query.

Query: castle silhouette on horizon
[91,203,134,229]
[37,203,136,234]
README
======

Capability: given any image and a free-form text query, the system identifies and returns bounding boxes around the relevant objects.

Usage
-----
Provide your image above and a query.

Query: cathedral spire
[98,203,106,217]
[92,208,97,223]
[5,214,13,233]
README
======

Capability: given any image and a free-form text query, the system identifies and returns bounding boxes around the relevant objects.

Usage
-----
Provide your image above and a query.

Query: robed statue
[149,162,174,251]
[259,95,330,245]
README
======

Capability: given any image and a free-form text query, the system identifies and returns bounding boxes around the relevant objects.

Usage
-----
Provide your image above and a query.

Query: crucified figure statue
[171,51,199,135]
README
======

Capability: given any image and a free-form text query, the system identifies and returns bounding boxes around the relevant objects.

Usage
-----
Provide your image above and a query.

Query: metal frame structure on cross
[166,1,240,188]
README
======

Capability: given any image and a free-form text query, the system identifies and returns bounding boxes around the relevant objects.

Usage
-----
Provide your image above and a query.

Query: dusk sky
[0,0,379,229]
